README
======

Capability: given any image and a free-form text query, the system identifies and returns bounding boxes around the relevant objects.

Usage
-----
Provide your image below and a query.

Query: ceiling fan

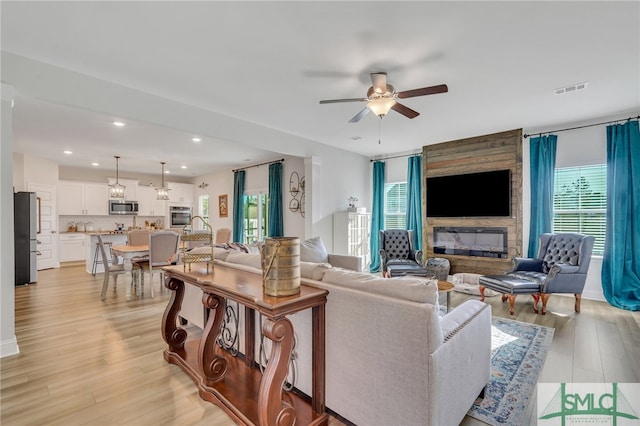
[319,72,448,123]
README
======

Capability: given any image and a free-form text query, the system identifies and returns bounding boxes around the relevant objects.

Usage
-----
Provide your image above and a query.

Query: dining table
[111,244,149,300]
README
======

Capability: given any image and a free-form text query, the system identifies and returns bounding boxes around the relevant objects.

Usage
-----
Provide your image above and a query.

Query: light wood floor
[2,265,639,425]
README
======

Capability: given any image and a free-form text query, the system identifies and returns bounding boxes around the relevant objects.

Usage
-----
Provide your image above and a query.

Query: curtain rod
[524,115,639,138]
[232,158,284,173]
[370,152,422,162]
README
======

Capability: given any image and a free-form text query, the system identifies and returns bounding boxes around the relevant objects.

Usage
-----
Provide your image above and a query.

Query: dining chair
[127,229,150,279]
[138,230,180,298]
[215,227,231,244]
[98,234,129,300]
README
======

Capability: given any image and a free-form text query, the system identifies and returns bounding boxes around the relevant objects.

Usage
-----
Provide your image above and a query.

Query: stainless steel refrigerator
[14,191,38,285]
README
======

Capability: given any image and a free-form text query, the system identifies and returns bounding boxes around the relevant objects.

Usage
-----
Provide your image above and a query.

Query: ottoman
[386,263,430,278]
[478,274,542,315]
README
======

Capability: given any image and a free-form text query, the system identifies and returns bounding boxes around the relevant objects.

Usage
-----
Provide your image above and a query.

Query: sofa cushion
[321,267,438,304]
[225,252,262,269]
[300,261,332,281]
[300,236,329,263]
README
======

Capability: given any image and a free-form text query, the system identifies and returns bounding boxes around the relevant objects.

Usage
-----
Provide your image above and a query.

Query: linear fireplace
[433,227,508,258]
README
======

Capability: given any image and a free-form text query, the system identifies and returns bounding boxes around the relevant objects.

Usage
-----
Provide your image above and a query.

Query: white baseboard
[0,336,20,358]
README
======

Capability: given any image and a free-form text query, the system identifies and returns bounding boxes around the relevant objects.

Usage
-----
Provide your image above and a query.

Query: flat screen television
[426,169,512,217]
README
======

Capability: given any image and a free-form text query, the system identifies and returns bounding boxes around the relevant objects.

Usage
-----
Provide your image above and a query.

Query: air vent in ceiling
[554,82,589,95]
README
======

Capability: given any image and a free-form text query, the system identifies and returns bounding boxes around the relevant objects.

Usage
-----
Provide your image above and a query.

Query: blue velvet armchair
[479,233,595,315]
[379,229,425,277]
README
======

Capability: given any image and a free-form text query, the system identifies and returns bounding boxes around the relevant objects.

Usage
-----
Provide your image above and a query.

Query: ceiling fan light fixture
[367,98,396,117]
[156,161,171,200]
[109,156,126,199]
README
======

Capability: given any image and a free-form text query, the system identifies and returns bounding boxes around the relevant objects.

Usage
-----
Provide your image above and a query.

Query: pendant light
[156,162,170,200]
[109,156,126,199]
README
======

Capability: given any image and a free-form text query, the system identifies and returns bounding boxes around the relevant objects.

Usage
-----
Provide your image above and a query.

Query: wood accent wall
[422,129,523,275]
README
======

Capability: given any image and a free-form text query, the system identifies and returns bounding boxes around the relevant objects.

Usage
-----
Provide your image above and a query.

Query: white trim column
[1,83,19,358]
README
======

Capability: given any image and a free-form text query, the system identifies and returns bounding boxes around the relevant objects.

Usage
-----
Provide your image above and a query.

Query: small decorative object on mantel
[218,194,228,217]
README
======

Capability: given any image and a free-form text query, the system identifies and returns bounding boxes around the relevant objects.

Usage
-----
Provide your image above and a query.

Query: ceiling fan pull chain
[378,116,382,144]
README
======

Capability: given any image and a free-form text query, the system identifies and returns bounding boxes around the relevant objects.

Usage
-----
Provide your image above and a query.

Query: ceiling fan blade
[391,102,420,119]
[370,72,388,94]
[319,98,368,104]
[397,84,448,99]
[348,107,371,123]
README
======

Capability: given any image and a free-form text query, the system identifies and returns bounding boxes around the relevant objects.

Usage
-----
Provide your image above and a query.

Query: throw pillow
[299,236,329,263]
[300,261,332,281]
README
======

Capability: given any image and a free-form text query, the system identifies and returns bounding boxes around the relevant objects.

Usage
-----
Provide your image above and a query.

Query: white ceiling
[2,1,639,177]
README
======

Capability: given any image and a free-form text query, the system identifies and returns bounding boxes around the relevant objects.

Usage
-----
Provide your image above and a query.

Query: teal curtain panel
[232,170,246,243]
[267,162,283,237]
[528,135,557,257]
[370,161,385,273]
[602,120,640,311]
[406,155,423,250]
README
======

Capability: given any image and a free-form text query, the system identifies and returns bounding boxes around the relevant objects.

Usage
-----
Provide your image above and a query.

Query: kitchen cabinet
[167,182,194,205]
[59,233,86,262]
[333,211,371,271]
[137,185,167,217]
[108,178,138,201]
[58,181,109,215]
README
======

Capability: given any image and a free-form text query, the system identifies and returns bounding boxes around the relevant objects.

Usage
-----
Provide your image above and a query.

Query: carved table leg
[199,292,227,387]
[162,277,187,351]
[312,304,326,416]
[259,317,296,426]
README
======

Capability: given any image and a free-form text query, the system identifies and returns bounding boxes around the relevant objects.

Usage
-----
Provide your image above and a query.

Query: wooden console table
[161,263,328,426]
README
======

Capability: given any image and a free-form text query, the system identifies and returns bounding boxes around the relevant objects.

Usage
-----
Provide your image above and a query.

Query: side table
[437,280,455,313]
[161,263,328,426]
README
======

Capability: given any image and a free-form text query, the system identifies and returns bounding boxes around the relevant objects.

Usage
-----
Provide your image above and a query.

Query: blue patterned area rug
[467,317,554,425]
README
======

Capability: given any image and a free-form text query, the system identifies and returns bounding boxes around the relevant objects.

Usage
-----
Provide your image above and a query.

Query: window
[553,165,606,255]
[384,182,407,229]
[198,195,209,229]
[243,192,268,244]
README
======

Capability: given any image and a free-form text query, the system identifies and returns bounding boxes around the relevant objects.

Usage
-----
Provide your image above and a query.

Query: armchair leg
[540,293,551,315]
[505,294,516,315]
[479,285,486,302]
[574,294,581,313]
[531,294,541,314]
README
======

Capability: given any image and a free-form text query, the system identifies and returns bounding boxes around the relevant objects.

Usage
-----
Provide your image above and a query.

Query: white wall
[13,153,59,192]
[522,111,638,302]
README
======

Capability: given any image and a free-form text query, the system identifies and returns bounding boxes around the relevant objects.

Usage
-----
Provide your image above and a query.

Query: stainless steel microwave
[109,200,139,215]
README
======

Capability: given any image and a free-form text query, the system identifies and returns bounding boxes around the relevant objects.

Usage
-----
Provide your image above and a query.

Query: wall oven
[169,205,192,228]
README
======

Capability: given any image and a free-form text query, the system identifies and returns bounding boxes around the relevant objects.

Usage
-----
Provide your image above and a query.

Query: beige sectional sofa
[178,245,492,425]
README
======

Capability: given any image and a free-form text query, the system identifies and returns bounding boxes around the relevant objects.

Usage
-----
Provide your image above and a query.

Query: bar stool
[92,240,113,276]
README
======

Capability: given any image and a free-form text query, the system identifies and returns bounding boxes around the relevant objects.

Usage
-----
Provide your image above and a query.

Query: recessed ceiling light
[181,165,187,169]
[113,121,126,127]
[91,162,99,166]
[63,150,73,155]
[192,137,201,143]
[350,136,363,141]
